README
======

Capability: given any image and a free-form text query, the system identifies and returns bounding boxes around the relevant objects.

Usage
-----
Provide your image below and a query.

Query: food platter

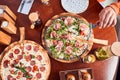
[0,27,51,80]
[42,13,94,63]
[59,68,94,80]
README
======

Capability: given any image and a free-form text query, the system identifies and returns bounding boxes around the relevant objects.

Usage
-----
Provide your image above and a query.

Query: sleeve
[109,1,120,14]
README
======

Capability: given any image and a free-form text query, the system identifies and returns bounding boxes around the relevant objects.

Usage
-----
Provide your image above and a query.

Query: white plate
[61,0,89,14]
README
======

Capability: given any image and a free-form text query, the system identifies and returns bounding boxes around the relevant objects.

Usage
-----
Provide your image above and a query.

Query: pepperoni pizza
[0,40,50,80]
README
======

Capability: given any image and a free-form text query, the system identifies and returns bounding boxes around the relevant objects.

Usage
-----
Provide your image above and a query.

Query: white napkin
[17,0,34,15]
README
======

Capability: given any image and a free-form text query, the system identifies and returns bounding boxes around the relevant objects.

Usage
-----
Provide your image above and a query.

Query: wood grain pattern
[0,31,11,45]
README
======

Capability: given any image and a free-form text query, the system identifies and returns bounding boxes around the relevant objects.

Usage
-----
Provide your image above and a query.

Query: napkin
[17,0,34,15]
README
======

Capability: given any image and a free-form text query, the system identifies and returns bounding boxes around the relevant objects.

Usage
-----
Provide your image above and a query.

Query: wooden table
[0,0,119,80]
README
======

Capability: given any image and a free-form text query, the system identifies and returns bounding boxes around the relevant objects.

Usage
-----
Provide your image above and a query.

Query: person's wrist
[108,5,119,15]
[109,6,117,13]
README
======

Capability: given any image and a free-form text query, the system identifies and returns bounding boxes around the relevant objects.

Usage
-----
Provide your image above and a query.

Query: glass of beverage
[29,11,42,29]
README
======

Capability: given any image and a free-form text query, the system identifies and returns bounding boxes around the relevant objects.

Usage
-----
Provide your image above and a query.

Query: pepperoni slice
[9,53,14,58]
[25,55,32,62]
[13,59,19,65]
[30,60,36,66]
[16,75,20,79]
[40,66,45,72]
[33,46,39,52]
[37,55,42,61]
[36,73,41,79]
[22,52,25,54]
[14,49,20,54]
[26,45,32,50]
[26,66,32,72]
[17,55,23,60]
[7,75,13,80]
[12,78,16,80]
[18,72,22,75]
[3,60,10,68]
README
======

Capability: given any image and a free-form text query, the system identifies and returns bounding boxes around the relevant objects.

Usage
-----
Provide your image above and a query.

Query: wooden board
[0,31,11,45]
[0,5,16,21]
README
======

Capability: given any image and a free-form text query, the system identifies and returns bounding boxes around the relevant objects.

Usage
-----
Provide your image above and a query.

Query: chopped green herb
[15,66,27,73]
[25,75,32,79]
[14,70,18,75]
[50,46,57,53]
[64,54,70,60]
[73,47,78,52]
[32,55,35,58]
[59,20,64,26]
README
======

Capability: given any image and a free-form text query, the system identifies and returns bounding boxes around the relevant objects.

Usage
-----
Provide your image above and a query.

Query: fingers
[102,13,112,28]
[107,14,115,27]
[106,14,117,27]
[99,10,112,28]
[99,11,106,28]
[112,17,117,26]
[98,7,117,29]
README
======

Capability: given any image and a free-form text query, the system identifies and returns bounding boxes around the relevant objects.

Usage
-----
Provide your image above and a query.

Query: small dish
[82,54,96,63]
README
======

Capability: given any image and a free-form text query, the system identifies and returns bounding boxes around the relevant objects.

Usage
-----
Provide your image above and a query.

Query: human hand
[98,7,117,28]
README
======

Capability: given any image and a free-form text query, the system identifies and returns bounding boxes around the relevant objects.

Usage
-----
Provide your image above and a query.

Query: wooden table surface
[0,0,119,80]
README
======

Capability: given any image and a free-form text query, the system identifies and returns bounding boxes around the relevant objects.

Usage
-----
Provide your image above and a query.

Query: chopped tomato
[10,70,14,74]
[32,65,38,72]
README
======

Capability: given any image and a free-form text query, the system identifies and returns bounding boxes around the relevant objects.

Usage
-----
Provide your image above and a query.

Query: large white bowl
[61,0,89,14]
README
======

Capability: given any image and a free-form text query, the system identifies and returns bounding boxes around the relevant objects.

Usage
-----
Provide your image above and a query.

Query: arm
[98,2,120,28]
[110,2,120,14]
